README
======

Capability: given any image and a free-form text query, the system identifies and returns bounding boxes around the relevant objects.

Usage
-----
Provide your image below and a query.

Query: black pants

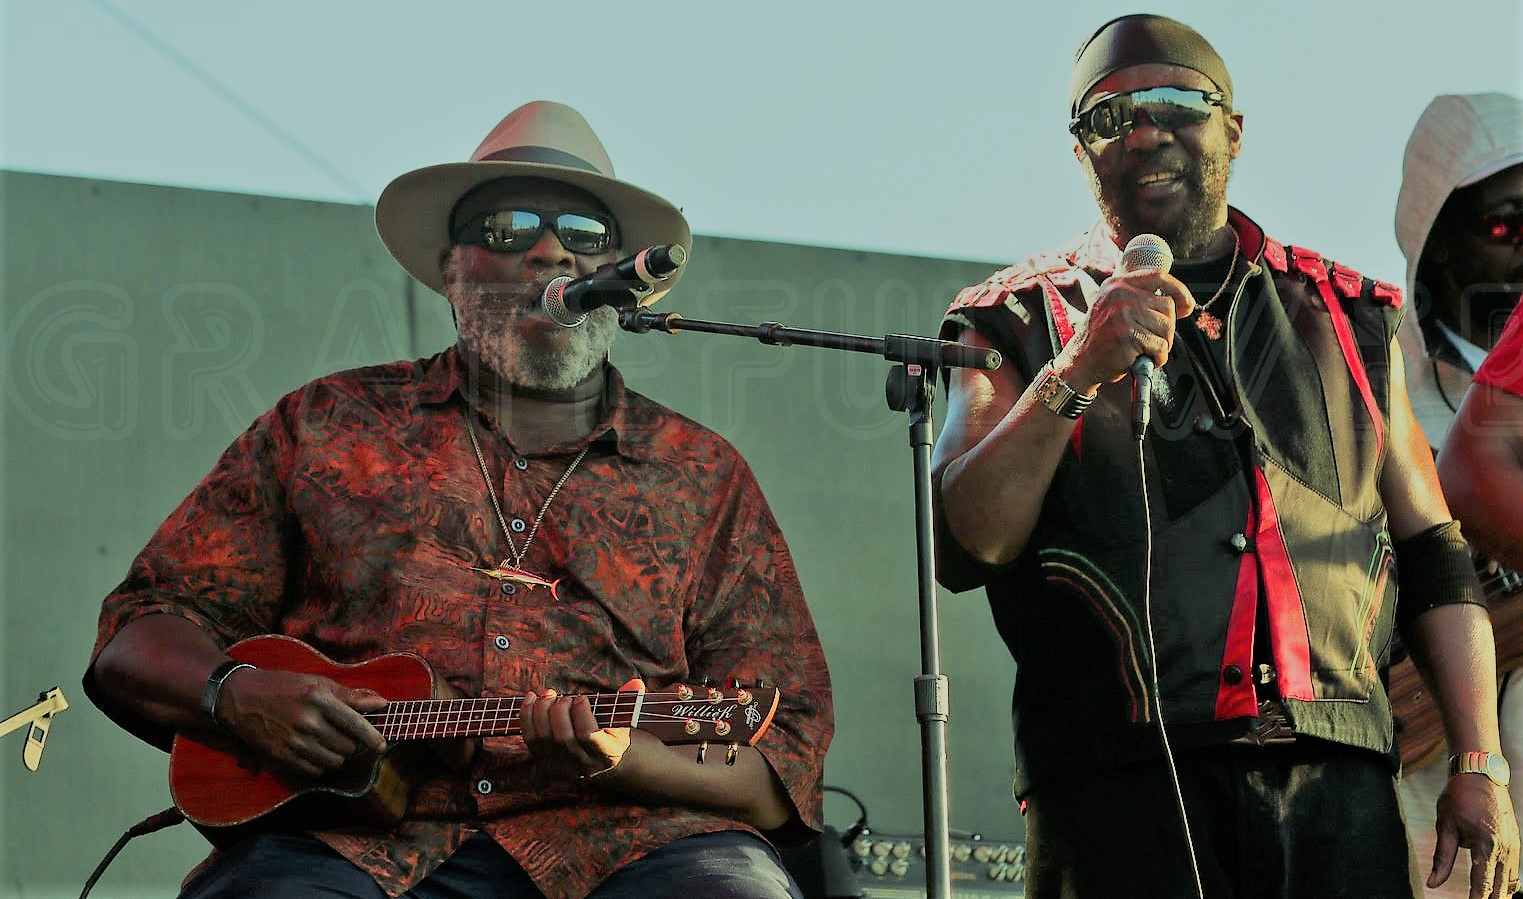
[1022,740,1414,899]
[178,829,804,899]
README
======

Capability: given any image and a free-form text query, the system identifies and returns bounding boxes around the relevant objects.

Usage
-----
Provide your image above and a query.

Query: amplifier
[846,831,1026,898]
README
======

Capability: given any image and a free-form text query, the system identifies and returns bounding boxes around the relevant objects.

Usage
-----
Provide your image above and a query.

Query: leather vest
[941,210,1406,794]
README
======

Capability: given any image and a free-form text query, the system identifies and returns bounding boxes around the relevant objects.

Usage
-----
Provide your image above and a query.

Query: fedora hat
[375,101,691,297]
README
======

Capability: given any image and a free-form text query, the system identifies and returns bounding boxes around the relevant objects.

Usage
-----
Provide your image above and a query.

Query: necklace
[463,410,589,598]
[1192,228,1242,341]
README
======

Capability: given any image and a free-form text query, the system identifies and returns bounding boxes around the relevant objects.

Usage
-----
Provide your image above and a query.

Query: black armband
[1394,520,1486,633]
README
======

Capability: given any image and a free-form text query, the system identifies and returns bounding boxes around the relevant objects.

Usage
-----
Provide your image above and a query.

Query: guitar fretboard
[365,693,647,741]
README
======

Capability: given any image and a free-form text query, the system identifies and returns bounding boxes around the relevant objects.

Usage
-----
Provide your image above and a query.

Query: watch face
[1487,754,1512,786]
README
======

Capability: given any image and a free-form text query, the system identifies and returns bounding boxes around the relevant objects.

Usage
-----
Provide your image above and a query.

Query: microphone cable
[79,805,185,899]
[1134,423,1206,899]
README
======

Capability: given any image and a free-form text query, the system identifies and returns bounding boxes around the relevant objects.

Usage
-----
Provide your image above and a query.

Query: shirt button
[494,635,511,650]
[510,518,527,533]
[1223,664,1244,685]
[1229,533,1249,552]
[514,458,529,471]
[500,582,517,596]
[476,779,493,795]
[1194,413,1215,433]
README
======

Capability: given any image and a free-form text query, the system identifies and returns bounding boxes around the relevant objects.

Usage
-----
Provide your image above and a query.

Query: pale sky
[4,0,1520,289]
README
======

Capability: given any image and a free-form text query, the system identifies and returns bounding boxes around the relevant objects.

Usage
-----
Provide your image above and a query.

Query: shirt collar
[416,345,662,462]
[1434,320,1488,373]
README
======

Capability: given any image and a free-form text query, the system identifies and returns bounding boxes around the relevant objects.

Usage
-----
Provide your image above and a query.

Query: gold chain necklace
[463,411,589,599]
[1192,228,1241,341]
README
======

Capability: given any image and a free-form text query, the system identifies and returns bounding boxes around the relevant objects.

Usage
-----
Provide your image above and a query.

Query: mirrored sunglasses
[453,209,617,255]
[1069,86,1227,146]
[1481,209,1523,246]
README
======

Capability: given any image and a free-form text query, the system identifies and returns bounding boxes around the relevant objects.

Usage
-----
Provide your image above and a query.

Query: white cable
[1136,436,1206,899]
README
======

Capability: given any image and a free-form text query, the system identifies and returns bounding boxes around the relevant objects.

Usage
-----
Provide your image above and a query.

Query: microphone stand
[621,309,1000,899]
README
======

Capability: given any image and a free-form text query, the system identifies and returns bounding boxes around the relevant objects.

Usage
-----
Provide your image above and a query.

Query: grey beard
[453,293,619,390]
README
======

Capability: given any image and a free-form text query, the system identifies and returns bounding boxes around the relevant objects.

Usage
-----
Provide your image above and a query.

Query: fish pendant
[470,561,562,600]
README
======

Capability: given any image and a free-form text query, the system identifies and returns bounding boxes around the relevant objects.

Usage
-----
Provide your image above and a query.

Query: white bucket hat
[1395,93,1523,302]
[375,101,691,298]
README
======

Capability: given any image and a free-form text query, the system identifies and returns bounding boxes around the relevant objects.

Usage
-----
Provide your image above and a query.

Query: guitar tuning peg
[699,675,714,687]
[755,678,767,689]
[695,742,708,765]
[724,676,739,689]
[725,743,739,766]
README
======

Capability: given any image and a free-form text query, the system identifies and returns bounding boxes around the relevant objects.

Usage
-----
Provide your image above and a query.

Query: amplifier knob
[951,841,972,861]
[868,859,889,877]
[972,845,994,863]
[850,838,872,858]
[891,840,912,859]
[870,840,891,857]
[889,859,910,878]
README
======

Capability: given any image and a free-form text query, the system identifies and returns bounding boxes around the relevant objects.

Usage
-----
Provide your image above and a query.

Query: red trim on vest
[1215,547,1260,719]
[1263,239,1289,274]
[1252,468,1314,701]
[1371,280,1403,308]
[1288,247,1386,461]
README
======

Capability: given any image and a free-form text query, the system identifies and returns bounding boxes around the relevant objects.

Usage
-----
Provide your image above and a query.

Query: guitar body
[168,635,781,841]
[169,635,437,836]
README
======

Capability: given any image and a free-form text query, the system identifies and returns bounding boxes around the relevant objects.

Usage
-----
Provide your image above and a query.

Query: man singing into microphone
[84,100,833,898]
[931,15,1516,898]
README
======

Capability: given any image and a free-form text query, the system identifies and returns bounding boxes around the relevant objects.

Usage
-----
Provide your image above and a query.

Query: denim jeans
[179,829,804,899]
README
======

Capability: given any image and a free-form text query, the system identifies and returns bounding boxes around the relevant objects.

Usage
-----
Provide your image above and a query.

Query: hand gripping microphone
[542,245,688,327]
[1118,234,1174,441]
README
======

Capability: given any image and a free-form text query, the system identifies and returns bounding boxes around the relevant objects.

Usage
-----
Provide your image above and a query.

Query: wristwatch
[1450,750,1511,787]
[1031,363,1096,420]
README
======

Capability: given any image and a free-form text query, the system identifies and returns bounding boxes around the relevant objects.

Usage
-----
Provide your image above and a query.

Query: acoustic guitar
[1390,565,1523,769]
[169,635,780,839]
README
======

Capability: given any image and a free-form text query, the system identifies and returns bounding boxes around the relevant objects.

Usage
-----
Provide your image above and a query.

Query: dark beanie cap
[1068,14,1232,116]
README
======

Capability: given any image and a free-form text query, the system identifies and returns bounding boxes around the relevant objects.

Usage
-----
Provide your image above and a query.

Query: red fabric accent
[1215,547,1260,719]
[1330,264,1363,300]
[1474,301,1523,397]
[1289,247,1386,461]
[1227,208,1267,264]
[1263,238,1288,273]
[1043,277,1076,347]
[1371,280,1403,308]
[1252,469,1314,701]
[948,281,1010,312]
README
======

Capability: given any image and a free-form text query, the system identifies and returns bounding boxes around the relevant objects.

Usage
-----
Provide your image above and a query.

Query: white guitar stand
[0,686,68,771]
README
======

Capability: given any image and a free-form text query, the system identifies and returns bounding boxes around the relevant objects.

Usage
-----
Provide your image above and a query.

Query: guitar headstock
[632,685,780,747]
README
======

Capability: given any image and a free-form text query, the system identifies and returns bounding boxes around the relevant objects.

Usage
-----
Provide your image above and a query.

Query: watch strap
[201,660,255,725]
[1449,750,1511,786]
[1032,363,1095,420]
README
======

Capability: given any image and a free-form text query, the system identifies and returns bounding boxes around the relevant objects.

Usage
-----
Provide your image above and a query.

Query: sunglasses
[453,209,617,255]
[1481,209,1523,246]
[1069,86,1227,146]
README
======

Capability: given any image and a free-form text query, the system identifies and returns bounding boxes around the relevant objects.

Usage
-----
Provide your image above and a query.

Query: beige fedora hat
[376,101,691,297]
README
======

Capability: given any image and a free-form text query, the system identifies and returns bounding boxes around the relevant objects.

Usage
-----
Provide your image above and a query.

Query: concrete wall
[1,171,1018,897]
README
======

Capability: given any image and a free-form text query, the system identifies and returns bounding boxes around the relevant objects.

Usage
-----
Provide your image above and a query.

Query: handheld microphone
[543,245,688,327]
[1117,234,1174,441]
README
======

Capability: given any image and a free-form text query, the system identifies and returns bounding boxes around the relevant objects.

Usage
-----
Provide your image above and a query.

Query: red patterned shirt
[86,346,834,899]
[1474,301,1523,397]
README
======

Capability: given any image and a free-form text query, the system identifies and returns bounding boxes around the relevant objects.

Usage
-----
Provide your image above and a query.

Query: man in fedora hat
[930,14,1516,898]
[84,101,833,898]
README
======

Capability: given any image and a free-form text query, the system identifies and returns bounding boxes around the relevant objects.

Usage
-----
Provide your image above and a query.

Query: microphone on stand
[542,245,688,327]
[1117,234,1174,441]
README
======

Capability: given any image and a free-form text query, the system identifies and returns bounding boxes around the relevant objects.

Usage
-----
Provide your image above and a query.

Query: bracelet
[200,660,255,725]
